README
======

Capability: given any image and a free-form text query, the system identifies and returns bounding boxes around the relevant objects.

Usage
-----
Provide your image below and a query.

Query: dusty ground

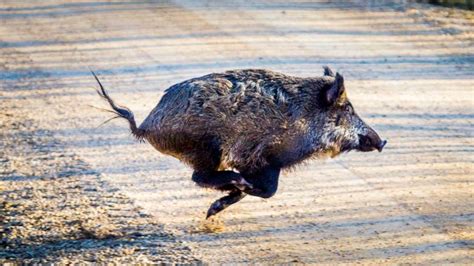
[1,0,473,264]
[0,112,200,263]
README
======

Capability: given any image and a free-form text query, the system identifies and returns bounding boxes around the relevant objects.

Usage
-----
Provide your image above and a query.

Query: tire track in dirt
[0,109,200,264]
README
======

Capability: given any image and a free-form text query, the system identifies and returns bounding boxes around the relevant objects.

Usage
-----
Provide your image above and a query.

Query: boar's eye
[335,114,342,126]
[346,104,355,115]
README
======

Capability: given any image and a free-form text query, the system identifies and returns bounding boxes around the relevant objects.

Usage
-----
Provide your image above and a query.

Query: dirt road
[1,0,473,263]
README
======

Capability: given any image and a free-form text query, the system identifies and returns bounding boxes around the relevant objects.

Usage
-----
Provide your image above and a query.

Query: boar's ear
[325,72,345,105]
[323,66,335,77]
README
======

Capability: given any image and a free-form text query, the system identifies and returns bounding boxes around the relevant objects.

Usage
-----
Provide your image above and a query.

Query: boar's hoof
[206,191,247,219]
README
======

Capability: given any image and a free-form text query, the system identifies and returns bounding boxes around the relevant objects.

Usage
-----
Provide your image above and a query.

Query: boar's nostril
[377,140,387,152]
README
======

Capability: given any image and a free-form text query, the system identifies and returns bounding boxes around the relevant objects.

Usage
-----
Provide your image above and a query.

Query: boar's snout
[377,140,387,152]
[357,129,387,153]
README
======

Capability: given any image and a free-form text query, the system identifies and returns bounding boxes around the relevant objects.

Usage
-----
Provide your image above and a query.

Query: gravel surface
[0,112,200,263]
[1,0,473,264]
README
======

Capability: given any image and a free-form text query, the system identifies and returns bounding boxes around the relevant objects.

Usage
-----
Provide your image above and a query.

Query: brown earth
[0,103,200,263]
[1,0,473,264]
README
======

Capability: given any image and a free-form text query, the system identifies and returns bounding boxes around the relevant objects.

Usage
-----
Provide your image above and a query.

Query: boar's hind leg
[206,190,246,219]
[242,166,280,199]
[204,166,280,219]
[193,170,253,219]
[192,170,253,191]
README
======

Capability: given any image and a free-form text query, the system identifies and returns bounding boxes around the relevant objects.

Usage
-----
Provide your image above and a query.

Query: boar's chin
[356,145,378,152]
[321,144,352,158]
[339,142,354,153]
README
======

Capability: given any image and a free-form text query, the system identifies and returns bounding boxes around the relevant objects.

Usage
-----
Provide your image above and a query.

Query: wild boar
[93,66,386,218]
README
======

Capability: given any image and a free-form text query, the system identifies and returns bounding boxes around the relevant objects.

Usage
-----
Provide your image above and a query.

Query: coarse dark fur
[93,67,386,218]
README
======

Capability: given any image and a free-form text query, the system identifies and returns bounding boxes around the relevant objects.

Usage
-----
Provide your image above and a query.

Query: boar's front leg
[242,166,280,199]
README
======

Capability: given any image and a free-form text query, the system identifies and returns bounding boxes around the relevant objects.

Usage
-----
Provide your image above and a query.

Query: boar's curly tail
[92,71,145,141]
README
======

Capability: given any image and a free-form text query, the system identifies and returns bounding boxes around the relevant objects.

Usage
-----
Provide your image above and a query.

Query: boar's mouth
[357,134,387,152]
[339,142,354,153]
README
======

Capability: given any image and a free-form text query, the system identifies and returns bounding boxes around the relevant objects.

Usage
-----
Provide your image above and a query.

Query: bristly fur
[93,68,381,174]
[92,67,385,218]
[92,71,145,141]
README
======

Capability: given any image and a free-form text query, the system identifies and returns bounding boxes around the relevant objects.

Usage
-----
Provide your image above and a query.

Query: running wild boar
[93,66,386,218]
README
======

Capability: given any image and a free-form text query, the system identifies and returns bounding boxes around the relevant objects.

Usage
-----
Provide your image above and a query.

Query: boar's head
[317,67,386,156]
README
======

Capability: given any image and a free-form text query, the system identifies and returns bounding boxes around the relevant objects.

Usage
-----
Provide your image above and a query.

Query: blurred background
[419,0,473,10]
[1,0,473,264]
